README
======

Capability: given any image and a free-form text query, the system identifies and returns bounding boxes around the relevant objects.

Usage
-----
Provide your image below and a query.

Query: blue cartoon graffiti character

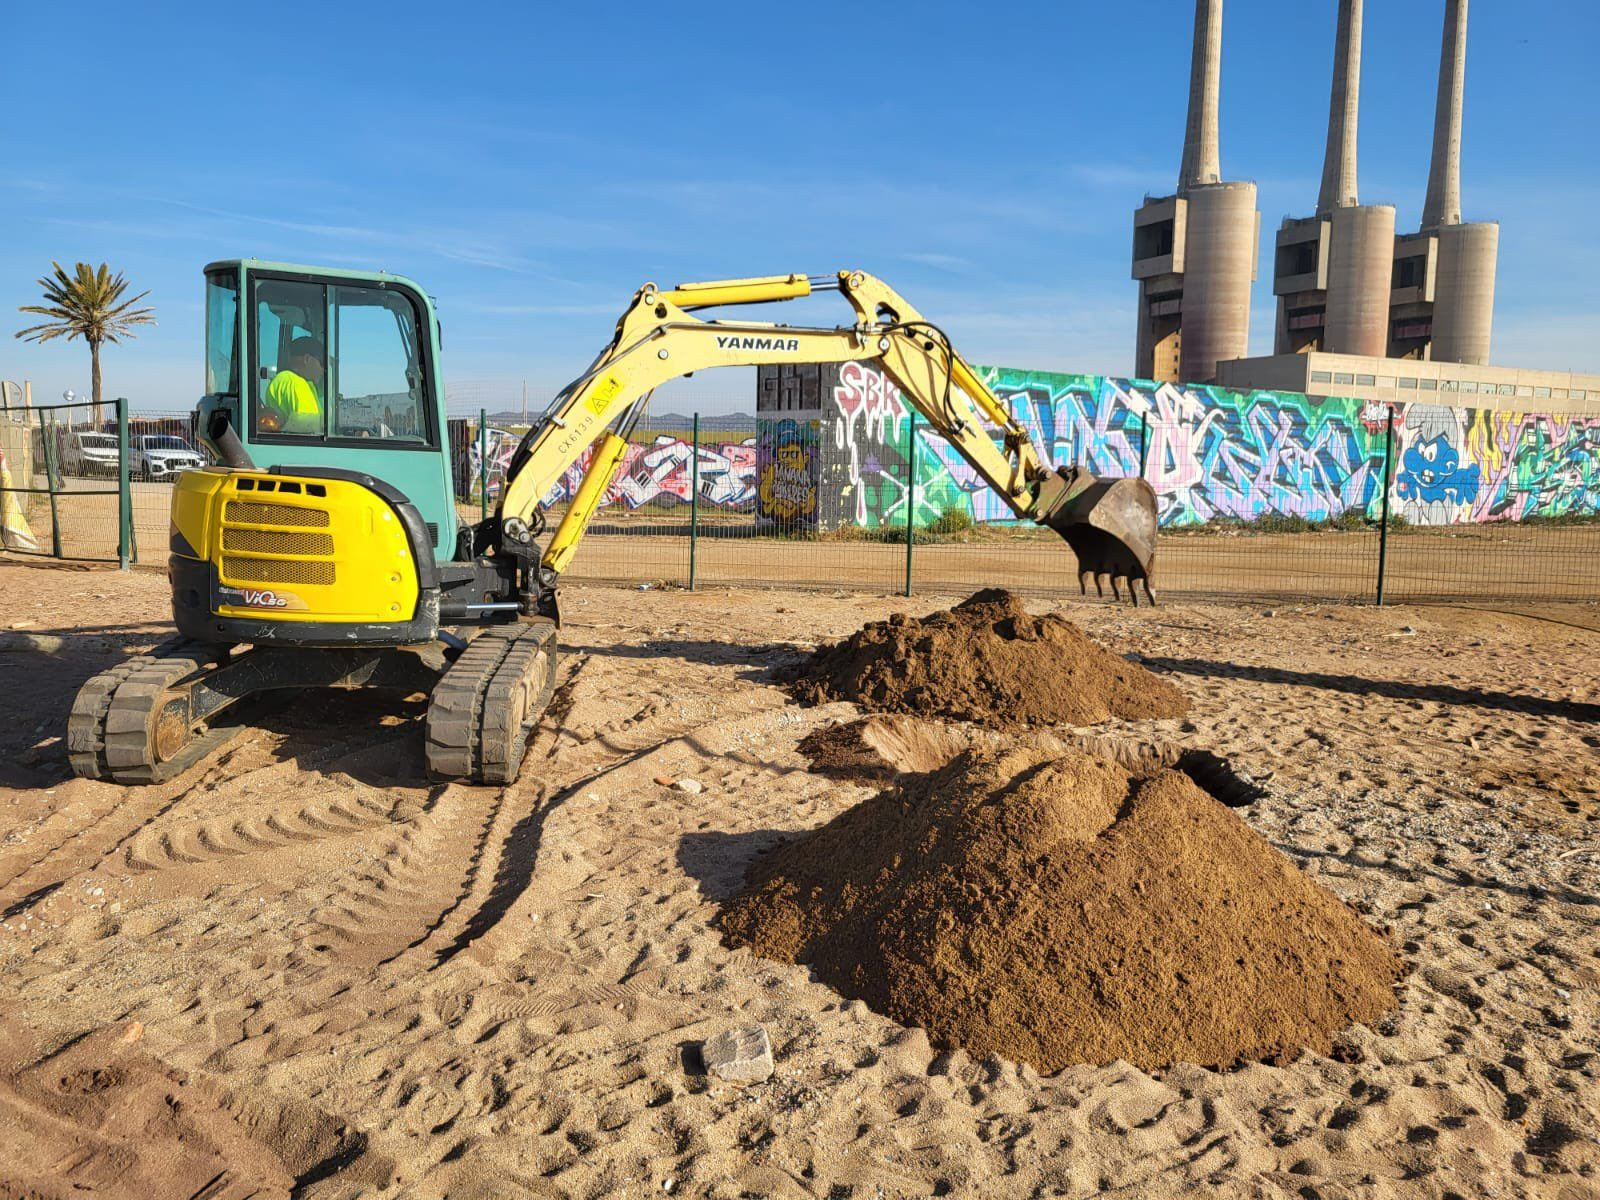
[1394,406,1481,522]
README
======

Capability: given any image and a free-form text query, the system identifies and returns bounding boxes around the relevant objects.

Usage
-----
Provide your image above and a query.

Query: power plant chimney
[1130,0,1259,384]
[1317,0,1362,215]
[1421,0,1468,231]
[1390,0,1497,365]
[1273,0,1393,359]
[1178,0,1223,193]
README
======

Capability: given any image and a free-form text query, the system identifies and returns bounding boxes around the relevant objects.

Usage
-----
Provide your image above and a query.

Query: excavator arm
[496,270,1158,606]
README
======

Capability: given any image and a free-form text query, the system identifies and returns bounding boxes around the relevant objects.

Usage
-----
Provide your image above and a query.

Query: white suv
[133,435,205,481]
[63,432,120,477]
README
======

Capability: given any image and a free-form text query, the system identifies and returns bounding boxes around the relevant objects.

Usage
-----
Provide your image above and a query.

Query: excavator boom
[499,271,1158,605]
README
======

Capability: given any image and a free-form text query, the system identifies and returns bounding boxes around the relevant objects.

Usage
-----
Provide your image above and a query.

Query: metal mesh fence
[4,402,125,563]
[444,406,1598,606]
[5,399,1592,609]
[0,403,208,565]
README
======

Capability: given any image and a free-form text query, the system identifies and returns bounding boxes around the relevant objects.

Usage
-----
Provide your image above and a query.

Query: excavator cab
[195,261,457,560]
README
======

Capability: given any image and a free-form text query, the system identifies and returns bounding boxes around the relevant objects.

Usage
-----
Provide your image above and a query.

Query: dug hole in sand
[725,590,1404,1073]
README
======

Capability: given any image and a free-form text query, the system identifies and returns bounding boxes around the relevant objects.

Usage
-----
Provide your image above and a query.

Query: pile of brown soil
[718,745,1402,1071]
[790,589,1188,727]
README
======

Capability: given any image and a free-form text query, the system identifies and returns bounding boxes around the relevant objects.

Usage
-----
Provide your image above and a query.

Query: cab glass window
[331,286,430,443]
[205,272,239,396]
[253,278,328,437]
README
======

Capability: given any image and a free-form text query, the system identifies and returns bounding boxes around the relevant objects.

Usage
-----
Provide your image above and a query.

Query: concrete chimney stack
[1390,0,1496,364]
[1178,0,1223,193]
[1422,0,1468,230]
[1317,0,1362,215]
[1132,0,1258,384]
[1273,0,1394,359]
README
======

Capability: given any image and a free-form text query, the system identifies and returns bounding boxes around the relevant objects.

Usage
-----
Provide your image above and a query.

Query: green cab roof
[203,258,431,297]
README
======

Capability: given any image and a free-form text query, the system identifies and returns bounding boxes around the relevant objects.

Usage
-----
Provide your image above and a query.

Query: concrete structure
[1389,0,1498,364]
[1272,0,1395,359]
[1216,352,1598,415]
[1131,0,1259,386]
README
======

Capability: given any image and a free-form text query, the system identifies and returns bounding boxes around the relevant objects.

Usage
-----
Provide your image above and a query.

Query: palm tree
[16,262,156,427]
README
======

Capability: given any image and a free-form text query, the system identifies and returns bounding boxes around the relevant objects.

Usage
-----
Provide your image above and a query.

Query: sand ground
[0,560,1597,1199]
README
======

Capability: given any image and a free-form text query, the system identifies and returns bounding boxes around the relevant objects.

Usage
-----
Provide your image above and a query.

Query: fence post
[38,409,63,559]
[1376,404,1394,606]
[116,398,132,569]
[478,408,488,525]
[904,411,916,597]
[1138,410,1149,478]
[689,412,700,591]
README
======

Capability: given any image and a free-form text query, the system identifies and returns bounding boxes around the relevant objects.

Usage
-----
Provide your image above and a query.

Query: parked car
[133,434,205,481]
[62,431,120,477]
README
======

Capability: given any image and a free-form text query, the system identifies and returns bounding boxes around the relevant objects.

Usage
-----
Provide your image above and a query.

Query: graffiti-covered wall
[448,420,759,512]
[755,364,1600,529]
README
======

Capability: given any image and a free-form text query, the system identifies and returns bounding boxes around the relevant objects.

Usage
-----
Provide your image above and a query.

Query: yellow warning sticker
[585,374,624,417]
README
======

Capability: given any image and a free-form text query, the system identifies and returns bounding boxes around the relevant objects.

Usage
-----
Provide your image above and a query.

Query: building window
[1498,385,1515,396]
[1310,370,1333,383]
[1461,381,1478,394]
[1552,389,1567,400]
[1534,386,1551,398]
[1572,390,1586,401]
[1515,385,1532,396]
[1334,372,1354,385]
[1440,379,1458,391]
[1356,374,1376,386]
[1399,378,1418,390]
[1420,379,1438,391]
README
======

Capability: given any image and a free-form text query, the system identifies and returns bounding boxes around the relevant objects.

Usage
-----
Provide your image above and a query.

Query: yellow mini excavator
[68,264,1158,785]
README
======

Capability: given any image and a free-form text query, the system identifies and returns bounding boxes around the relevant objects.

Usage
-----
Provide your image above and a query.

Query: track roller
[425,619,557,785]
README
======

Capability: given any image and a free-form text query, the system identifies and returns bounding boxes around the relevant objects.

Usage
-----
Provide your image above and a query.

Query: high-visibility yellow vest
[263,370,323,435]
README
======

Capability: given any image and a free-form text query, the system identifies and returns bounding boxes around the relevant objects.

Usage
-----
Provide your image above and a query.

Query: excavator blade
[1034,467,1159,606]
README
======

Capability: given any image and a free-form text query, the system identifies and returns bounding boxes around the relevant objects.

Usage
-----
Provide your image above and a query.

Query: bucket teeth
[1037,468,1159,606]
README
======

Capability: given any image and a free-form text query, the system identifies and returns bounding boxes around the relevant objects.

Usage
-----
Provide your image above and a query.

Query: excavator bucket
[1034,467,1159,605]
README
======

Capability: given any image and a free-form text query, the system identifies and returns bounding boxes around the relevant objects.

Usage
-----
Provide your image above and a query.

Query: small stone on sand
[702,1024,773,1083]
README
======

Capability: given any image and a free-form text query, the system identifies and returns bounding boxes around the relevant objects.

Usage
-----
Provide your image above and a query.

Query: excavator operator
[260,336,325,435]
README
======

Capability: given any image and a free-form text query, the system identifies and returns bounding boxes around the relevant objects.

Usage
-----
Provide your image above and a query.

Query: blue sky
[3,1,1596,415]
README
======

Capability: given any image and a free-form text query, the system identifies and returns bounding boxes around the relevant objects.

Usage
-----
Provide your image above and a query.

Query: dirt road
[0,562,1597,1197]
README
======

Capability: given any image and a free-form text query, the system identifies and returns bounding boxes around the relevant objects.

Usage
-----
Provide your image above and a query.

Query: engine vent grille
[222,528,335,557]
[223,500,330,528]
[222,557,336,586]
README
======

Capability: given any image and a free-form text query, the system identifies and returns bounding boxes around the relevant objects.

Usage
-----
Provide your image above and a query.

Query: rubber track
[67,639,232,784]
[425,620,556,784]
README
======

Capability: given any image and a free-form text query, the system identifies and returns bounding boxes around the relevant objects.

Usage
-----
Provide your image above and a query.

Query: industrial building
[1138,0,1516,392]
[1389,0,1499,365]
[1214,354,1596,416]
[1130,0,1260,386]
[1272,0,1396,361]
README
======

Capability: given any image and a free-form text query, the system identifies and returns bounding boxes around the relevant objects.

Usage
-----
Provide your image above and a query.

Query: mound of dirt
[790,589,1188,728]
[718,745,1402,1071]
